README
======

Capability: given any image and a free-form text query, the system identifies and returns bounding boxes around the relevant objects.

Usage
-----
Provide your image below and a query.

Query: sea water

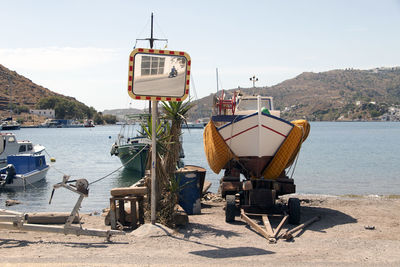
[1,122,399,213]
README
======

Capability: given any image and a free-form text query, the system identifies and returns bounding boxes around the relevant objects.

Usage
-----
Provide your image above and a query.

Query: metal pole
[151,100,157,224]
[216,68,219,92]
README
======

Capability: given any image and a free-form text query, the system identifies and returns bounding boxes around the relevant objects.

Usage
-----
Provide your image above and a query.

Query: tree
[161,100,194,175]
[93,113,104,125]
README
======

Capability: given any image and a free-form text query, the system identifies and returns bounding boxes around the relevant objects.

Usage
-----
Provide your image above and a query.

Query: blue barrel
[175,166,206,215]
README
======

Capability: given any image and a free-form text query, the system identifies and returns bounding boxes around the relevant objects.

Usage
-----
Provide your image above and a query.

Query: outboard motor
[5,164,16,184]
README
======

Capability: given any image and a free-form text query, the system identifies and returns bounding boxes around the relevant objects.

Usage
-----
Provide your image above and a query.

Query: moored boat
[0,154,49,188]
[110,114,151,177]
[1,117,21,130]
[0,133,45,168]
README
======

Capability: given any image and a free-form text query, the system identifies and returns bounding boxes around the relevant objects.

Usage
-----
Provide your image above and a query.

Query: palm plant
[140,101,194,226]
[161,100,194,176]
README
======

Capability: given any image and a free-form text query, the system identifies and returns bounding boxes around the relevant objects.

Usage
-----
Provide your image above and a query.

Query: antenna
[135,12,168,49]
[135,12,168,113]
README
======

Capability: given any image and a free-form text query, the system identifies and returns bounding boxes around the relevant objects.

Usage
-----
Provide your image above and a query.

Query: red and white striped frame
[127,48,191,102]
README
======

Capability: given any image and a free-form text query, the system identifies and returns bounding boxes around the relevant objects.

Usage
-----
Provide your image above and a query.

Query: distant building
[30,109,55,118]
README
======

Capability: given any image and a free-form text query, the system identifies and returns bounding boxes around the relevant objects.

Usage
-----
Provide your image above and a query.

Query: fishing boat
[204,90,310,223]
[1,117,21,130]
[110,114,151,176]
[182,119,208,129]
[84,120,95,127]
[0,154,49,188]
[0,132,45,168]
[205,90,309,179]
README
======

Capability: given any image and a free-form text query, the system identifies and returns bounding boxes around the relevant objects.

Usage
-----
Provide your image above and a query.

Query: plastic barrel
[175,166,206,215]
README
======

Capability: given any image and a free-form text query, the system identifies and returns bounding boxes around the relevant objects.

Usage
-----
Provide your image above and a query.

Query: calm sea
[1,122,399,214]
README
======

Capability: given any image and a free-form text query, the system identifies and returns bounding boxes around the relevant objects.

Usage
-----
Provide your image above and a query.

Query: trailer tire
[225,194,236,223]
[288,198,301,225]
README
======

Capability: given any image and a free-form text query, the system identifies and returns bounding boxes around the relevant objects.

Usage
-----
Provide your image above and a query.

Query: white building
[29,109,55,118]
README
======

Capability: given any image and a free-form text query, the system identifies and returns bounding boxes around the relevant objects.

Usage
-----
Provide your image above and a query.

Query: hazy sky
[1,0,400,111]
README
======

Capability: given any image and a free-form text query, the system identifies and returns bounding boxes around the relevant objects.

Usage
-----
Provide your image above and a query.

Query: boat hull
[217,112,293,158]
[116,144,149,176]
[204,112,305,178]
[2,166,49,188]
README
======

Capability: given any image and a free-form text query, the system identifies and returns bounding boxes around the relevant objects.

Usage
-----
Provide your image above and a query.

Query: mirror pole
[151,100,157,224]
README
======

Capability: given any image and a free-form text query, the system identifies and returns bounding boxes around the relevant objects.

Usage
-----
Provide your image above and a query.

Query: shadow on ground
[241,204,357,240]
[180,222,242,239]
[189,246,274,258]
[0,238,128,249]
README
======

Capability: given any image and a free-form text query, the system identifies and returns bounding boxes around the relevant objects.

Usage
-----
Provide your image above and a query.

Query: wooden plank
[240,211,270,240]
[138,197,144,224]
[130,199,137,229]
[282,216,321,240]
[111,187,147,197]
[273,215,288,238]
[0,209,23,216]
[262,215,274,237]
[0,222,125,237]
[26,212,80,224]
[110,198,117,230]
[118,200,125,225]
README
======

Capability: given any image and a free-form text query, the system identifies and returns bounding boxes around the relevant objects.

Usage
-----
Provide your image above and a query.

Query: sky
[1,0,400,111]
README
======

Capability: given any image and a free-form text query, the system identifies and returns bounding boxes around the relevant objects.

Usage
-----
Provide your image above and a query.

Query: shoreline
[1,193,400,266]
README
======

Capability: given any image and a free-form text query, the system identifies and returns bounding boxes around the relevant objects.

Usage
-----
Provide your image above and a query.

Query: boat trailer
[221,172,319,242]
[0,175,125,241]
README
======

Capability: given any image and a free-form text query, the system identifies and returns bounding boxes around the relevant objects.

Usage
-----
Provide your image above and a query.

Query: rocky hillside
[0,64,92,119]
[188,67,400,121]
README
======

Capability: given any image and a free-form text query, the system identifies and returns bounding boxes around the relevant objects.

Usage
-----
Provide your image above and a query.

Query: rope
[43,143,149,188]
[88,144,149,186]
[22,176,39,189]
[44,149,70,176]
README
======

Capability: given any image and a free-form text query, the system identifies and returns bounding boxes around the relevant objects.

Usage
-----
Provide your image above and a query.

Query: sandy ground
[1,194,400,266]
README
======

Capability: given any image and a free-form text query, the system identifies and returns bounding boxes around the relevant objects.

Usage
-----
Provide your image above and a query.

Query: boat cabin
[235,96,280,117]
[0,133,44,166]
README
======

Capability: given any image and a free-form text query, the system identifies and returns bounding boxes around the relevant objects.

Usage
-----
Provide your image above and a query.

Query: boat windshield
[237,98,272,111]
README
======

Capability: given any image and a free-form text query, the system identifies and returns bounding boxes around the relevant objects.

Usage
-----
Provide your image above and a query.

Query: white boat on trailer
[0,154,50,188]
[212,92,294,177]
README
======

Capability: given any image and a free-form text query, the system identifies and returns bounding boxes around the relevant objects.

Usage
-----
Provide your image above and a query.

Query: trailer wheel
[225,194,236,223]
[288,198,301,225]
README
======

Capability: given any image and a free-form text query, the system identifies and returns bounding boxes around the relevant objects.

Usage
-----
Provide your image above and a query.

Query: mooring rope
[43,149,70,176]
[43,144,149,187]
[88,144,149,186]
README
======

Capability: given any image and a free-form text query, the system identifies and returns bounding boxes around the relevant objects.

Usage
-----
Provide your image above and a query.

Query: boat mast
[135,12,167,225]
[216,68,219,93]
[8,76,13,118]
[136,12,168,114]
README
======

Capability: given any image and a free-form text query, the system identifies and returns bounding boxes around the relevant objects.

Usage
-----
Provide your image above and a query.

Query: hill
[188,67,400,121]
[0,64,102,123]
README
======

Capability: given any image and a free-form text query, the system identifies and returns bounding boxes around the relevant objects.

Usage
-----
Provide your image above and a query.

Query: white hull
[2,166,49,188]
[217,112,293,158]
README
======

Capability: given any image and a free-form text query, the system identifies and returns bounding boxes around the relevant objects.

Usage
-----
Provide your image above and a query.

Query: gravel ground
[1,194,400,266]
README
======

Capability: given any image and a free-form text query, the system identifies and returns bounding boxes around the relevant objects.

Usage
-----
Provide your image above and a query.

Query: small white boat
[0,154,50,188]
[1,117,21,130]
[0,133,45,167]
[212,94,293,176]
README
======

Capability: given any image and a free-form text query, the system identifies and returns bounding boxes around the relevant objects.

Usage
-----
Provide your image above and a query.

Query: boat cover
[203,118,310,179]
[203,120,234,174]
[262,119,310,179]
